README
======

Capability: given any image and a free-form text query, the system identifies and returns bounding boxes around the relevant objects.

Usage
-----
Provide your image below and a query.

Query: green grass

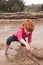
[24,4,42,12]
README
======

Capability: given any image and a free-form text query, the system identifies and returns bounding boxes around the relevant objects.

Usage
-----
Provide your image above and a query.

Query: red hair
[22,19,35,32]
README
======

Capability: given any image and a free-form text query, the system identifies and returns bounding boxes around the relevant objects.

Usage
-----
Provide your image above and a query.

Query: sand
[0,21,43,65]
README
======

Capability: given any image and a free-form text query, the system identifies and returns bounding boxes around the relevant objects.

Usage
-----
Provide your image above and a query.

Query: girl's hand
[26,44,34,52]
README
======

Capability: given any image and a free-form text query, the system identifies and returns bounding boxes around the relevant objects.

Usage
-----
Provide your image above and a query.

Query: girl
[5,19,35,55]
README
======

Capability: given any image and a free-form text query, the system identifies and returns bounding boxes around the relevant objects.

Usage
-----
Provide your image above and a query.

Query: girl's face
[24,29,31,34]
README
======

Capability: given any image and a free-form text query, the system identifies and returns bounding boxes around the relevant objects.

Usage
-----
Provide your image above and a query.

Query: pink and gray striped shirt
[13,27,32,44]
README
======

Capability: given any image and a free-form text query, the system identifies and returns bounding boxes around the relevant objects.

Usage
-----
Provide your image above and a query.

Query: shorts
[6,35,25,46]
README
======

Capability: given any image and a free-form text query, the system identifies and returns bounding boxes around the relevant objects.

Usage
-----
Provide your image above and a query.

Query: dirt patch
[13,47,43,65]
[0,45,43,65]
[0,16,43,65]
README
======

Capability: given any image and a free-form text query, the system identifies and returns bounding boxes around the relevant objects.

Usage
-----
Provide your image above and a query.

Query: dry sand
[0,21,43,65]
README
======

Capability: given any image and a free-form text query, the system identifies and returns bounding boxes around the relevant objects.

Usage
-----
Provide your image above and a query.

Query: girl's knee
[6,37,12,45]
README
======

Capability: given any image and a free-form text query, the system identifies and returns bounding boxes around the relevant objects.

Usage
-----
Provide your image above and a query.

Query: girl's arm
[20,38,31,50]
[28,33,32,44]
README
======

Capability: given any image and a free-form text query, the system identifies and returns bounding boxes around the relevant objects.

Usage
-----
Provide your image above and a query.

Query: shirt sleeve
[17,28,23,41]
[28,33,32,44]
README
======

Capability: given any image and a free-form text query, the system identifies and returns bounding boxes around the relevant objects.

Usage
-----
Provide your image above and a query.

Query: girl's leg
[5,45,10,55]
[5,36,18,55]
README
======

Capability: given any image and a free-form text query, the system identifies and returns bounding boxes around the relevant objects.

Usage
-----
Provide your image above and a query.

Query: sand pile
[0,46,43,65]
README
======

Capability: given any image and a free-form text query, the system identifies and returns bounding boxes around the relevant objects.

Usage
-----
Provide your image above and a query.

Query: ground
[0,19,43,65]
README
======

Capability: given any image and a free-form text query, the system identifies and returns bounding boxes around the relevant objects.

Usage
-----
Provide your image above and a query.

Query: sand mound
[0,47,43,65]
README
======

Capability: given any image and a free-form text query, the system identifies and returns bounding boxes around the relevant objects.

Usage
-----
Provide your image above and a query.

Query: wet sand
[0,22,43,65]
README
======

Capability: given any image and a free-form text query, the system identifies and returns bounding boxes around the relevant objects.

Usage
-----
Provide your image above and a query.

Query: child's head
[22,19,35,33]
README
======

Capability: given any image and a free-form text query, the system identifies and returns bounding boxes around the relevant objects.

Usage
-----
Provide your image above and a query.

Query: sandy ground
[0,21,43,65]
